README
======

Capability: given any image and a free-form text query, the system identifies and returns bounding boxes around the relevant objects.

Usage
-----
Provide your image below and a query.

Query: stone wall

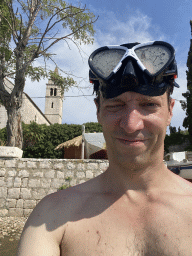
[0,158,109,217]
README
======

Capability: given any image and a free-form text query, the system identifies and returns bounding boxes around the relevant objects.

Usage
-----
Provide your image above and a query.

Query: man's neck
[101,160,172,197]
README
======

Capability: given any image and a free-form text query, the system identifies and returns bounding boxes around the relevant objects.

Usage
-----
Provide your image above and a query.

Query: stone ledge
[0,147,23,158]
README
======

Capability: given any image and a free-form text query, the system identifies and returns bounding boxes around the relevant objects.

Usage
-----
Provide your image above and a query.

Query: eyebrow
[104,96,160,103]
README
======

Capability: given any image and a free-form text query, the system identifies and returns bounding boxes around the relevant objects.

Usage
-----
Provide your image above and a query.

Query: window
[51,102,54,108]
[54,88,57,96]
[50,88,53,96]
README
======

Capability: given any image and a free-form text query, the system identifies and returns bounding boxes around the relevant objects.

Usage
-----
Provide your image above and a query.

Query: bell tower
[44,68,63,124]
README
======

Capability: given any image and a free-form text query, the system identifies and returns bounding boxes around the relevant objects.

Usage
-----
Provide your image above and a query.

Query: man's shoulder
[32,175,104,226]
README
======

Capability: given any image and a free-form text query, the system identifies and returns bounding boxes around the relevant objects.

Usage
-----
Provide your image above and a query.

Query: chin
[110,149,151,171]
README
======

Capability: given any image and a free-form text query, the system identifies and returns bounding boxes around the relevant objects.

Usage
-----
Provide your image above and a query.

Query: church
[0,75,63,129]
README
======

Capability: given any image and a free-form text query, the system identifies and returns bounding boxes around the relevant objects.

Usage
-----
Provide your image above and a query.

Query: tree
[182,20,192,145]
[169,125,177,134]
[0,0,96,149]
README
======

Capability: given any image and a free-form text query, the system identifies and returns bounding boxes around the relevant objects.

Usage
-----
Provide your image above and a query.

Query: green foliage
[49,70,76,96]
[22,122,82,158]
[0,0,12,64]
[0,127,7,145]
[0,0,96,81]
[83,122,103,133]
[169,125,177,134]
[0,121,103,158]
[164,131,189,153]
[58,177,72,190]
[182,20,192,144]
[58,184,71,190]
[0,0,11,41]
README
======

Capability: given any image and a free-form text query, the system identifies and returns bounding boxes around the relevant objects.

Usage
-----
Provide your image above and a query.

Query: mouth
[117,138,147,145]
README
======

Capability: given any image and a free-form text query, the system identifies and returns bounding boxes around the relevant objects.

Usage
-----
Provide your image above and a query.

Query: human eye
[143,102,157,107]
[141,101,160,109]
[106,103,124,111]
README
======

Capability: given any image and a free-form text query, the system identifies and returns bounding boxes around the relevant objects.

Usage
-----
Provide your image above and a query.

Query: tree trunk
[6,100,23,149]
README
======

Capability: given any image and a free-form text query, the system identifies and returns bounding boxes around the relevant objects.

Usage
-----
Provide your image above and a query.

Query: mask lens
[135,45,171,75]
[92,49,126,79]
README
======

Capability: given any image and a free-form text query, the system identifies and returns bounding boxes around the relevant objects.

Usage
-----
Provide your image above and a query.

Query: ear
[167,98,175,126]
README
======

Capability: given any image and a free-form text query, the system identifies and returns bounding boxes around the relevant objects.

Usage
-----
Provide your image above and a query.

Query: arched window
[54,88,57,96]
[51,102,54,108]
[50,88,53,96]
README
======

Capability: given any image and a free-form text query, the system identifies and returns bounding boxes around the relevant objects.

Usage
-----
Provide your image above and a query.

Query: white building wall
[21,94,50,126]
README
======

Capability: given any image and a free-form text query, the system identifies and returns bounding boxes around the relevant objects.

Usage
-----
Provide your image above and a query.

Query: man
[17,41,192,255]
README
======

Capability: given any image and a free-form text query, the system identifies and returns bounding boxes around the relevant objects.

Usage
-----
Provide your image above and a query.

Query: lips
[116,137,147,145]
[117,138,145,142]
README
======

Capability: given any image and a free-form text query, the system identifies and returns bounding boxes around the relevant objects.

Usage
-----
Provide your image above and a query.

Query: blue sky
[24,0,192,132]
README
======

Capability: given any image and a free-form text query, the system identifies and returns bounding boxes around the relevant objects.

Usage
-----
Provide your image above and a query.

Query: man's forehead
[101,91,164,102]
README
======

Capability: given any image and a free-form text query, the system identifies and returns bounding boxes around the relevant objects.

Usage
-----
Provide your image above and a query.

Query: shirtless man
[17,41,192,255]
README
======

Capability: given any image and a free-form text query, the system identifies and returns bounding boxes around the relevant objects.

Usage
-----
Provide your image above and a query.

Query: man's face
[95,91,175,170]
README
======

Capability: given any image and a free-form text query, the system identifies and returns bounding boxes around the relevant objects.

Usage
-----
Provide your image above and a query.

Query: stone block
[79,179,86,184]
[0,160,5,167]
[0,177,5,186]
[47,189,57,195]
[28,179,40,188]
[70,179,77,186]
[39,161,51,169]
[8,208,23,217]
[0,168,6,176]
[27,161,37,168]
[87,163,98,170]
[8,170,17,177]
[94,171,103,177]
[51,179,63,189]
[18,170,29,178]
[24,200,36,209]
[14,177,21,187]
[0,147,23,158]
[23,209,33,217]
[53,162,64,170]
[76,171,85,178]
[6,199,16,208]
[57,171,64,179]
[0,209,8,217]
[16,199,23,208]
[65,171,74,178]
[8,188,20,199]
[7,177,13,187]
[33,172,43,178]
[66,162,76,170]
[0,187,7,198]
[41,178,51,188]
[0,198,5,207]
[32,189,46,200]
[86,171,94,179]
[5,159,17,167]
[44,170,55,179]
[18,161,26,168]
[77,163,85,171]
[21,178,28,188]
[20,188,32,199]
[99,162,109,171]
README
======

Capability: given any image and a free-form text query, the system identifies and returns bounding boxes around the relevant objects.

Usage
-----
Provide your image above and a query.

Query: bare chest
[60,207,192,256]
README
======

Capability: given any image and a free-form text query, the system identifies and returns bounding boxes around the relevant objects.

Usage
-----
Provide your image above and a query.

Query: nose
[119,107,144,134]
